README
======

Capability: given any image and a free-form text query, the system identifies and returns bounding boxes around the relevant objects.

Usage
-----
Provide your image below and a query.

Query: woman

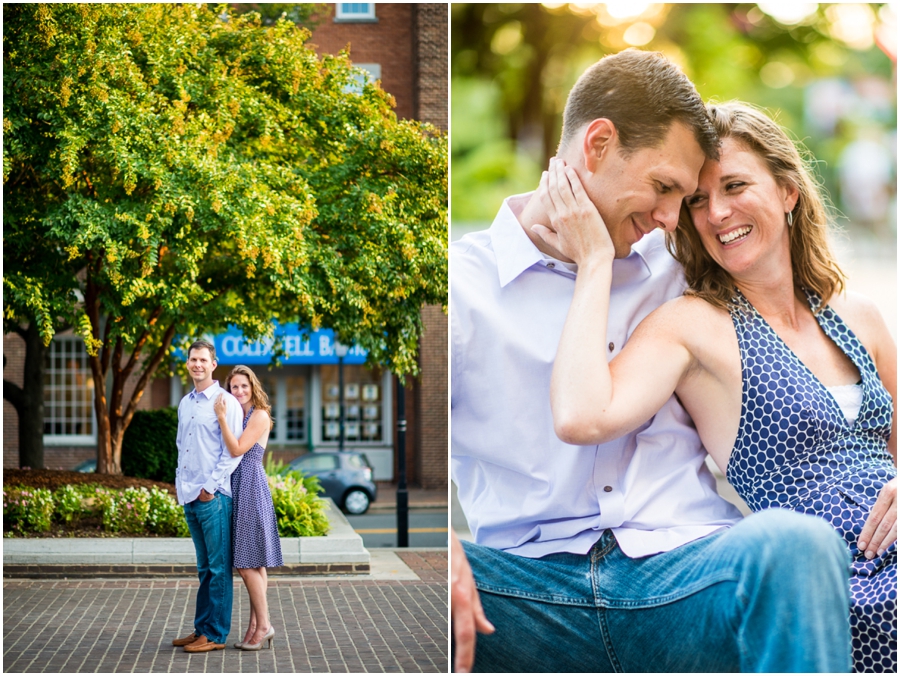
[536,102,896,673]
[213,365,283,651]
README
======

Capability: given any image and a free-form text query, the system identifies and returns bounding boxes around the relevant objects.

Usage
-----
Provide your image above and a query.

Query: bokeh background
[450,2,896,334]
[449,4,897,522]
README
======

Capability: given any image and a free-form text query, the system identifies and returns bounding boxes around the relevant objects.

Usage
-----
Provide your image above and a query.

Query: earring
[786,211,793,227]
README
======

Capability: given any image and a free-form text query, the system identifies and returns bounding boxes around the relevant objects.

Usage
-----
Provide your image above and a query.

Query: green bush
[3,483,189,537]
[268,471,330,537]
[146,487,190,537]
[121,407,179,484]
[53,485,85,523]
[3,487,54,533]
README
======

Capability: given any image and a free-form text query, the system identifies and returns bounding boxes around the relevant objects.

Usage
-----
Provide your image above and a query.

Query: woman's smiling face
[685,137,798,279]
[229,374,252,406]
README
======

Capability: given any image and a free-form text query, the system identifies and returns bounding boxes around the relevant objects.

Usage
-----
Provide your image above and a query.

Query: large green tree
[3,3,447,474]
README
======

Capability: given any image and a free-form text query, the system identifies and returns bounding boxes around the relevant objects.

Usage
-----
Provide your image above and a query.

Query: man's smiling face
[186,346,216,387]
[582,121,707,259]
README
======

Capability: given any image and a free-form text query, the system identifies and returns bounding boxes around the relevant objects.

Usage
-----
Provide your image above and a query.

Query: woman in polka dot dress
[214,365,283,651]
[537,102,895,672]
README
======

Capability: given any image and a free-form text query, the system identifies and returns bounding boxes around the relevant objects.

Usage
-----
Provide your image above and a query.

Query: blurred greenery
[451,3,896,238]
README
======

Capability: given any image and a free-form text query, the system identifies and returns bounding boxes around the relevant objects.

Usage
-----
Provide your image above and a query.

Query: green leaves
[4,3,447,376]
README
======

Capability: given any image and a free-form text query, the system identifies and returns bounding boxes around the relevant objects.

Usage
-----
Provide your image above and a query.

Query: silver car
[288,452,378,515]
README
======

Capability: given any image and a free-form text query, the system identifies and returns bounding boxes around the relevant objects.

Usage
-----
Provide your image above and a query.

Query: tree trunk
[2,323,47,469]
[91,318,176,476]
[92,354,118,474]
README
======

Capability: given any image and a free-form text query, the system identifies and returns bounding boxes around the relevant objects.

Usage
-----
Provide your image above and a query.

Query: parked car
[288,451,377,515]
[74,459,97,473]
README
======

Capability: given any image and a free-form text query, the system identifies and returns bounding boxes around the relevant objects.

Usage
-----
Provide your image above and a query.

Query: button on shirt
[450,193,742,559]
[175,381,244,505]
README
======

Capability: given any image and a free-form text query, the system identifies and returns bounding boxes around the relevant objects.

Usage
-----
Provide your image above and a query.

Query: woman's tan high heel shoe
[240,626,275,651]
[234,627,255,649]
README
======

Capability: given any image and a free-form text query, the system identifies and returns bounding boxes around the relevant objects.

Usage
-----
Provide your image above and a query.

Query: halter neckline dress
[231,407,283,569]
[727,289,896,673]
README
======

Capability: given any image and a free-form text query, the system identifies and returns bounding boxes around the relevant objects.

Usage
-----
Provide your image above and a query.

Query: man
[450,49,851,672]
[172,339,244,652]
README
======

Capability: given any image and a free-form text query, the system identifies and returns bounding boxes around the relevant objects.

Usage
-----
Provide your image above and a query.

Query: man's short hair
[187,339,217,363]
[561,49,718,160]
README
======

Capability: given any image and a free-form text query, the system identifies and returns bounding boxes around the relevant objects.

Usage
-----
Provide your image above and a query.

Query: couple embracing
[451,49,896,672]
[170,339,283,652]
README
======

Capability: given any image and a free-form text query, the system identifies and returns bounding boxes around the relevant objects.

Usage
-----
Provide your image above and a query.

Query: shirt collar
[489,192,653,287]
[190,381,221,400]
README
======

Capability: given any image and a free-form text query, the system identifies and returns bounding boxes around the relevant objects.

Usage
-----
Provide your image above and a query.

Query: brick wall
[308,4,415,120]
[414,4,448,131]
[415,305,448,489]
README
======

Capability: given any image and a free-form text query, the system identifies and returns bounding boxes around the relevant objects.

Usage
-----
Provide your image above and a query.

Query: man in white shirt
[171,339,244,653]
[451,49,851,672]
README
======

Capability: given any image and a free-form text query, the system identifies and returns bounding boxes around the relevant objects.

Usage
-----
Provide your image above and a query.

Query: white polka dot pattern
[231,408,283,569]
[728,289,896,673]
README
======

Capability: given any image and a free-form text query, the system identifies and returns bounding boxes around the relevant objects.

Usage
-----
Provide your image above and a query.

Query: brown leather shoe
[183,635,226,653]
[172,632,197,647]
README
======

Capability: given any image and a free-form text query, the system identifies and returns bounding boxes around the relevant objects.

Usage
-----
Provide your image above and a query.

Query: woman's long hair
[224,365,274,428]
[668,101,846,312]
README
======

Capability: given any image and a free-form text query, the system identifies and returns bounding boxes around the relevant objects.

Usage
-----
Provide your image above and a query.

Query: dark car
[74,459,97,473]
[288,451,377,515]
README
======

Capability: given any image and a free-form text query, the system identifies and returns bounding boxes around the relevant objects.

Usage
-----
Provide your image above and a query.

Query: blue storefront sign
[177,324,368,365]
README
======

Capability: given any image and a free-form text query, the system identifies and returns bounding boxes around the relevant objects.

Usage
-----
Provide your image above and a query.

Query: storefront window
[44,338,95,441]
[320,364,384,443]
[284,375,306,441]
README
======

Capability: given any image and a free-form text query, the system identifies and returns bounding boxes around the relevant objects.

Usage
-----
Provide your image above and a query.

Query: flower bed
[4,484,189,538]
[4,468,330,538]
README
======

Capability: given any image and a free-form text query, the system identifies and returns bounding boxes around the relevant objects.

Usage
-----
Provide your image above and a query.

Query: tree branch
[121,322,177,430]
[3,379,25,413]
[121,306,163,377]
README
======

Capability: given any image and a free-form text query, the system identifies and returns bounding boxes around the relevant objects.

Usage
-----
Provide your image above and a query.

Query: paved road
[3,551,448,673]
[349,510,448,549]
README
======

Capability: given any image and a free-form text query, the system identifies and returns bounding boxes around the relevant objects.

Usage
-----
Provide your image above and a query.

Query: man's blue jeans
[184,493,233,645]
[460,509,851,672]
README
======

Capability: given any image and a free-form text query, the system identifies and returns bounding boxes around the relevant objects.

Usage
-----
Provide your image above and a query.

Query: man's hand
[452,530,494,673]
[858,478,896,559]
[198,488,215,502]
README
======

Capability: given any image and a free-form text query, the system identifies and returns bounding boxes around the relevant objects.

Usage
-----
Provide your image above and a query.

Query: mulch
[3,468,177,497]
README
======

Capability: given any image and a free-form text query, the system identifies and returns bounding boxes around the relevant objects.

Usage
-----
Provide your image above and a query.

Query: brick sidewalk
[3,551,448,673]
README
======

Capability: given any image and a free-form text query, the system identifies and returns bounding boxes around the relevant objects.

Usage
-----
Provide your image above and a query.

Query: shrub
[121,407,179,483]
[53,484,85,523]
[146,487,190,537]
[3,487,54,533]
[119,488,152,534]
[268,471,330,537]
[3,483,188,537]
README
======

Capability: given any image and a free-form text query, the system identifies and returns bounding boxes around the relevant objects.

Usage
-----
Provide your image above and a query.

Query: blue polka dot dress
[728,289,896,673]
[231,408,283,569]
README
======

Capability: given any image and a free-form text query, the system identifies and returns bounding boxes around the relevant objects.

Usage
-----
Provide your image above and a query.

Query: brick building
[3,3,449,489]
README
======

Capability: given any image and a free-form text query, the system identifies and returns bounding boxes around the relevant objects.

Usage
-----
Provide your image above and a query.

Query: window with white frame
[335,3,376,22]
[44,338,96,443]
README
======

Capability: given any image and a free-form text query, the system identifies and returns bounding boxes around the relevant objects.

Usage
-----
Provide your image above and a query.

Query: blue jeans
[184,493,233,644]
[459,509,851,672]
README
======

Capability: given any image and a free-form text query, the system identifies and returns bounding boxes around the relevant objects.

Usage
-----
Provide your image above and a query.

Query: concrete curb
[3,499,370,576]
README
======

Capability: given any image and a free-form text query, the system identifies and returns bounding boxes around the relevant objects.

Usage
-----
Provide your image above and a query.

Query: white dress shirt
[175,381,244,505]
[451,194,742,558]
